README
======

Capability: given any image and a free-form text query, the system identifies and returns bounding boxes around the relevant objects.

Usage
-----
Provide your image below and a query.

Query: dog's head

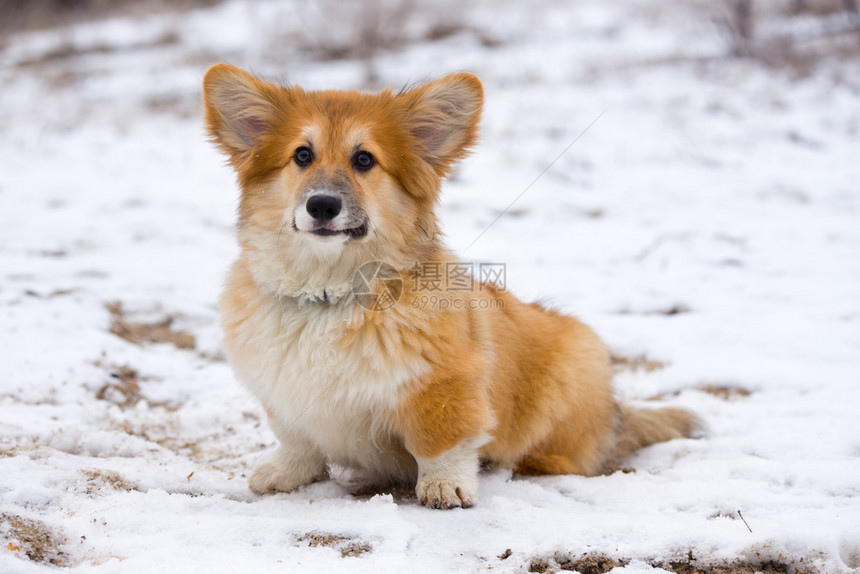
[203,64,483,302]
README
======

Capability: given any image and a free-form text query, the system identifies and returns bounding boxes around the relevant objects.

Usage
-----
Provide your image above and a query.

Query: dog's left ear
[202,63,284,164]
[402,73,483,176]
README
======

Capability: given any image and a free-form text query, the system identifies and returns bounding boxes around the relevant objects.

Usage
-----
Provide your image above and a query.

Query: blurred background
[2,0,859,67]
[2,0,859,120]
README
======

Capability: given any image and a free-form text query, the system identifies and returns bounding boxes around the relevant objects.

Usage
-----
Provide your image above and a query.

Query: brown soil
[611,354,667,374]
[349,482,417,503]
[699,385,752,400]
[528,552,818,574]
[107,301,196,350]
[295,532,372,558]
[650,385,752,402]
[95,363,142,408]
[559,554,622,573]
[0,513,74,567]
[80,468,140,496]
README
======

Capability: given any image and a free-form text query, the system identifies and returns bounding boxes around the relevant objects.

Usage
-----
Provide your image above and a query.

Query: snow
[1,0,859,572]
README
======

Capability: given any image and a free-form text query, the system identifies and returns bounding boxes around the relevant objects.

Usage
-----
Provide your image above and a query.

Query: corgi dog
[203,63,700,509]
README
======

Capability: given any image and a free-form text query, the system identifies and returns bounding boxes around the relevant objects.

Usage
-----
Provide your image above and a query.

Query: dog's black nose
[306,194,341,222]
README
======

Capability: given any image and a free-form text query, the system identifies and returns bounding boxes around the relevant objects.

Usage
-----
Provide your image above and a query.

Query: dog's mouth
[307,222,368,240]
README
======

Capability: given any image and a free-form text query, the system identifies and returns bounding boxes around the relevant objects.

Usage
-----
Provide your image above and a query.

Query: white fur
[248,419,327,494]
[237,219,354,304]
[221,266,429,489]
[414,435,489,508]
[237,205,413,305]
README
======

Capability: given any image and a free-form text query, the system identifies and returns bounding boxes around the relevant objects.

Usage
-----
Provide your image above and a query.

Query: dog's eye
[294,146,314,168]
[352,150,375,171]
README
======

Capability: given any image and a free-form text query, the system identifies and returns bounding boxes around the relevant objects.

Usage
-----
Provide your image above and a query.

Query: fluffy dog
[203,63,700,509]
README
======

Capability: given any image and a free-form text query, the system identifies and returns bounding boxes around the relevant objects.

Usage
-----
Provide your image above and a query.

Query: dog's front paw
[248,447,327,495]
[249,462,305,494]
[413,437,484,509]
[416,477,477,509]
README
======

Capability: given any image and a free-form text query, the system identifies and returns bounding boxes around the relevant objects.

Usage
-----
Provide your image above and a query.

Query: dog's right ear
[401,73,484,178]
[202,64,281,161]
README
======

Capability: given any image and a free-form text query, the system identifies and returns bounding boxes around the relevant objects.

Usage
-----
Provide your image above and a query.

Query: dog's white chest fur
[221,276,427,475]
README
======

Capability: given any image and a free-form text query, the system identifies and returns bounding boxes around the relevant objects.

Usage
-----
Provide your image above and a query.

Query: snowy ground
[1,1,859,572]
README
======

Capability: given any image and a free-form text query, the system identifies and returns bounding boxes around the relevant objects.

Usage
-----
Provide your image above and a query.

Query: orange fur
[203,64,702,508]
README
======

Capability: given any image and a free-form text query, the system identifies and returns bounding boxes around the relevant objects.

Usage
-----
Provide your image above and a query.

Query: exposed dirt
[529,553,626,573]
[617,304,692,316]
[349,482,417,503]
[89,361,252,470]
[529,557,555,573]
[0,513,74,567]
[655,559,796,573]
[558,554,623,573]
[92,360,180,413]
[295,532,372,558]
[24,288,77,299]
[527,551,819,574]
[611,353,667,374]
[106,301,196,350]
[80,468,140,496]
[699,385,752,400]
[650,385,752,402]
[94,363,143,409]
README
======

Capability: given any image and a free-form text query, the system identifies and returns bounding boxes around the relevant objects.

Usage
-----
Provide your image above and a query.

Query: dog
[202,63,701,509]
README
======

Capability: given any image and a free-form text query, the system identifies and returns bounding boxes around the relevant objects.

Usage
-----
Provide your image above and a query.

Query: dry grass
[80,468,140,496]
[288,0,475,86]
[610,354,667,374]
[649,385,752,402]
[94,363,143,409]
[295,532,372,558]
[698,385,752,400]
[92,360,180,412]
[107,302,196,351]
[0,513,74,567]
[528,551,819,574]
[711,0,860,75]
[0,0,221,33]
[556,554,623,573]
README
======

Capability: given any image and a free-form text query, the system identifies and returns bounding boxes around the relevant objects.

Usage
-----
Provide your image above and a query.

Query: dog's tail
[612,404,704,462]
